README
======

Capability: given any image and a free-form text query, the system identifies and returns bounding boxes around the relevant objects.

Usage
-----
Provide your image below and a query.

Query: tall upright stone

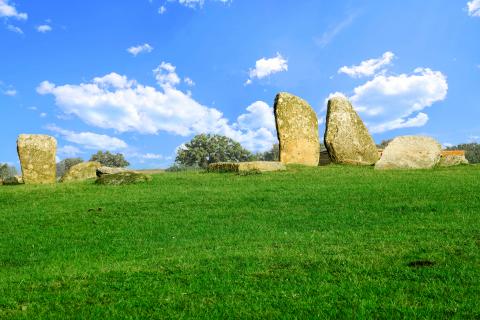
[17,134,57,184]
[324,96,379,165]
[274,92,320,166]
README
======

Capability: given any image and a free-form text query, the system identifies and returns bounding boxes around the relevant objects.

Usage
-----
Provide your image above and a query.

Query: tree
[175,134,253,169]
[255,143,279,161]
[446,143,480,164]
[377,139,393,149]
[0,163,17,179]
[90,151,130,167]
[56,158,84,178]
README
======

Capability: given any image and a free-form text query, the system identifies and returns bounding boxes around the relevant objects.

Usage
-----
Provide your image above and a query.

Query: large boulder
[324,96,379,165]
[438,150,469,167]
[95,172,151,185]
[60,161,102,182]
[274,92,320,166]
[96,166,131,178]
[208,161,286,173]
[375,136,442,170]
[17,134,57,184]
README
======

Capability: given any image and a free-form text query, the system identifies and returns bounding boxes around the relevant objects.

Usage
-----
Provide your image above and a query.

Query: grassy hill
[1,165,479,319]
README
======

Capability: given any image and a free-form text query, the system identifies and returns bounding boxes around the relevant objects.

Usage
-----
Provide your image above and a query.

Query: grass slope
[1,165,479,319]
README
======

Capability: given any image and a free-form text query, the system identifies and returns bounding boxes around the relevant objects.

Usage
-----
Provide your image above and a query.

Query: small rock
[96,166,132,178]
[95,172,151,185]
[438,150,469,167]
[208,161,286,173]
[375,136,442,170]
[61,161,102,182]
[17,134,57,184]
[274,92,320,166]
[324,96,379,165]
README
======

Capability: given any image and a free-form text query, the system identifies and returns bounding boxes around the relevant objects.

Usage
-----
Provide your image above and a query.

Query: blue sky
[1,0,479,169]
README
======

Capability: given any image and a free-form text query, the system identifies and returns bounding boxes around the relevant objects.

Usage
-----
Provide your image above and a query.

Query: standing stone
[324,96,379,165]
[274,92,320,166]
[17,134,57,184]
[60,161,102,182]
[375,136,442,170]
[438,150,469,167]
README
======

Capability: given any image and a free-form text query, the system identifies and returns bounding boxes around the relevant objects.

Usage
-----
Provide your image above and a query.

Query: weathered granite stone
[274,92,320,166]
[375,136,442,170]
[17,134,56,184]
[208,161,286,173]
[60,161,102,182]
[324,96,379,165]
[95,172,151,185]
[438,151,469,167]
[96,166,132,178]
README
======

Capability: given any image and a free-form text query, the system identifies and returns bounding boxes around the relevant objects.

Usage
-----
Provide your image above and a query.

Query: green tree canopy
[90,151,130,168]
[175,134,253,169]
[0,163,17,180]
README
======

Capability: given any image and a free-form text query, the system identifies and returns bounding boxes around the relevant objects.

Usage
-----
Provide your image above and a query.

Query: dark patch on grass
[407,260,436,268]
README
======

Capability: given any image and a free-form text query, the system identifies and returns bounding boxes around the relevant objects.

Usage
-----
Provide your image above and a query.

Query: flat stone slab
[208,161,286,173]
[95,172,151,185]
[96,166,133,177]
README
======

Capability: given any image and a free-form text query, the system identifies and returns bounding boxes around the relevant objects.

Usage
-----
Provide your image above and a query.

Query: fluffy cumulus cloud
[246,53,288,85]
[57,145,82,158]
[36,24,52,33]
[46,124,128,151]
[467,0,480,16]
[127,43,154,56]
[37,64,277,152]
[0,0,27,20]
[338,52,395,78]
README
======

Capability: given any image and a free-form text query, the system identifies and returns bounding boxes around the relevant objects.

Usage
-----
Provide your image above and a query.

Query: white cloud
[158,5,167,14]
[169,0,231,9]
[246,53,288,85]
[0,0,27,20]
[37,65,277,152]
[467,0,480,16]
[40,112,47,118]
[315,12,357,47]
[3,89,16,96]
[46,124,128,151]
[7,24,23,34]
[347,68,448,133]
[184,77,195,86]
[127,43,154,56]
[339,52,395,78]
[36,24,52,33]
[58,145,82,158]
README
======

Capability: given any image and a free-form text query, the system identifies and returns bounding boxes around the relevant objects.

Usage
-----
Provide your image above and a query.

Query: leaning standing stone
[324,96,379,165]
[17,134,57,184]
[60,161,102,182]
[274,92,320,166]
[375,136,442,170]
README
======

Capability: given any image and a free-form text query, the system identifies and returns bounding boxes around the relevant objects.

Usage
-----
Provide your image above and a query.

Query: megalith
[274,92,320,166]
[324,96,379,165]
[17,134,57,184]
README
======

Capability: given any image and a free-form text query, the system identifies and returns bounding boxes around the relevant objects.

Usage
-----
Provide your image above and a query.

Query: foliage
[1,166,479,318]
[446,143,480,164]
[0,163,17,179]
[56,158,84,178]
[175,134,253,168]
[90,151,130,168]
[377,139,393,149]
[165,164,203,172]
[254,143,279,161]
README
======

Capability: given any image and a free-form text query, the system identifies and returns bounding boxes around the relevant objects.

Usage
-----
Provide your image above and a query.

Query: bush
[446,143,480,164]
[0,163,17,180]
[90,151,130,168]
[56,158,84,178]
[175,134,253,169]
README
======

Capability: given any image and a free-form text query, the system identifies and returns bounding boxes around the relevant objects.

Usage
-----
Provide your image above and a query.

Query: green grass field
[1,165,479,319]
